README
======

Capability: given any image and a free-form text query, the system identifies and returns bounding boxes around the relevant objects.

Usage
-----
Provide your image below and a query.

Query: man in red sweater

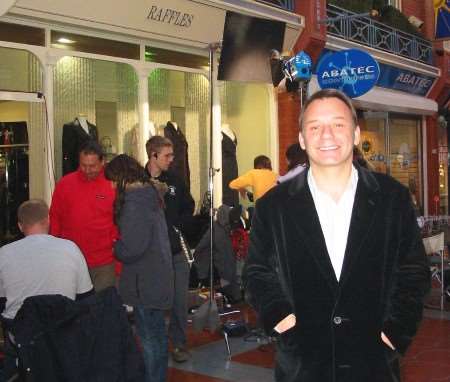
[50,141,117,292]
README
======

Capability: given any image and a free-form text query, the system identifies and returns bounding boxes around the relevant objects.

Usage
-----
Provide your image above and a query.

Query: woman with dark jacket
[105,154,173,382]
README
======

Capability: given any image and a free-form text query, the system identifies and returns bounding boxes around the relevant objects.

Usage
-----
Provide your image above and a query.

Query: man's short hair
[79,140,104,160]
[286,143,308,171]
[299,89,358,130]
[145,136,173,159]
[254,155,272,170]
[18,199,49,228]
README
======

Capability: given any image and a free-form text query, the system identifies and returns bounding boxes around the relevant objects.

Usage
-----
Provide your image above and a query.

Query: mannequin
[77,114,89,135]
[164,120,190,189]
[62,115,98,175]
[221,123,236,142]
[221,123,239,207]
[148,120,156,137]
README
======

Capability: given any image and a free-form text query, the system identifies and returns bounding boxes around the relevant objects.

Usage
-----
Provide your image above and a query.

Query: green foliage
[327,1,424,37]
[378,6,423,37]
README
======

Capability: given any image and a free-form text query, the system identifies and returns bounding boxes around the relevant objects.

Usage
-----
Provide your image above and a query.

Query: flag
[435,0,450,39]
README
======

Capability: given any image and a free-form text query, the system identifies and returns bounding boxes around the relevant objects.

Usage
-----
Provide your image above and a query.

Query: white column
[136,65,151,165]
[43,53,58,205]
[268,84,280,173]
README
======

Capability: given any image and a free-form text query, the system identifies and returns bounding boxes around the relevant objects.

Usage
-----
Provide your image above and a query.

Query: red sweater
[49,169,118,268]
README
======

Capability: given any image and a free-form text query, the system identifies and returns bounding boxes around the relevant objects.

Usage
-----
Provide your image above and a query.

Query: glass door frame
[359,110,423,213]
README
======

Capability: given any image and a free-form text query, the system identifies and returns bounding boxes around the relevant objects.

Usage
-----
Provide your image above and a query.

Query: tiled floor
[168,303,450,382]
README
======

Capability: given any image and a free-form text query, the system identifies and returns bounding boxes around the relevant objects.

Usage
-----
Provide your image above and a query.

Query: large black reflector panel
[218,12,285,83]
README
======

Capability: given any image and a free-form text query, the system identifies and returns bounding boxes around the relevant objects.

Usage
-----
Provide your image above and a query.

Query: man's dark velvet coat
[243,165,430,382]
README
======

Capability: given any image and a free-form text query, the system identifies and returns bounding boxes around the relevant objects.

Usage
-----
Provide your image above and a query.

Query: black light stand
[192,43,221,333]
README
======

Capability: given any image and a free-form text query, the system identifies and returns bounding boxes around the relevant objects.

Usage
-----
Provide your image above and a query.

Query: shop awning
[7,0,303,51]
[308,76,438,116]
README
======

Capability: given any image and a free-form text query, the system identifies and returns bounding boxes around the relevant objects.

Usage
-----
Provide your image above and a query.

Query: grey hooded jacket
[114,184,174,309]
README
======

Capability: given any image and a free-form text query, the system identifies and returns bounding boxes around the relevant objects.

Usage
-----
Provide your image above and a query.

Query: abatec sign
[316,49,380,98]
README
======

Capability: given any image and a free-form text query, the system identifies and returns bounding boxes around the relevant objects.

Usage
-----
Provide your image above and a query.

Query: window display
[54,57,138,179]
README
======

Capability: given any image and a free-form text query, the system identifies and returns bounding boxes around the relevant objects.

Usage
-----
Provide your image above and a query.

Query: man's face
[152,146,174,172]
[299,97,360,170]
[79,153,103,180]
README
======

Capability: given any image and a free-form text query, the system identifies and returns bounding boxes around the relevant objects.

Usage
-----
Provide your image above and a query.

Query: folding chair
[422,231,446,310]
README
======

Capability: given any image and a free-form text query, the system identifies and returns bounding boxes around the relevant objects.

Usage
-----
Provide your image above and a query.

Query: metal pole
[208,44,216,305]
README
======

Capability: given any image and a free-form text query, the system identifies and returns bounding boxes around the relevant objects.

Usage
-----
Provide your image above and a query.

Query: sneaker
[172,347,191,363]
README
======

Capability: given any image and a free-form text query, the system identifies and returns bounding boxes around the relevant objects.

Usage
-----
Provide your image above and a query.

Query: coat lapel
[287,170,339,292]
[339,166,380,286]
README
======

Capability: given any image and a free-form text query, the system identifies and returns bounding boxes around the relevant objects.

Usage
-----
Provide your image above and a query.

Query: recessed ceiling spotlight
[57,37,75,44]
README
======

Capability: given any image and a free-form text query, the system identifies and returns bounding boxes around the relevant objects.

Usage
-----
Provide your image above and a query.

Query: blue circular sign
[316,49,380,98]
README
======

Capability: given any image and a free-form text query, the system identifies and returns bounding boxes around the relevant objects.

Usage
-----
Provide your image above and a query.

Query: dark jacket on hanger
[221,132,239,207]
[164,121,190,190]
[63,118,98,175]
[9,287,145,382]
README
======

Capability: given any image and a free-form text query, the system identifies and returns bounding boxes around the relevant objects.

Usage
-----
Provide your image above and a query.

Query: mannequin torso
[221,123,236,143]
[77,116,89,135]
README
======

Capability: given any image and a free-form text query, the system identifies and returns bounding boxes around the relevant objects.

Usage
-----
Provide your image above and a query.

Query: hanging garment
[221,132,239,207]
[0,122,29,245]
[164,121,190,190]
[62,118,98,175]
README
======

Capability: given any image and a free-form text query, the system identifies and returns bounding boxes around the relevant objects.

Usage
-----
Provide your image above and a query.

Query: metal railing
[255,0,295,12]
[327,4,433,65]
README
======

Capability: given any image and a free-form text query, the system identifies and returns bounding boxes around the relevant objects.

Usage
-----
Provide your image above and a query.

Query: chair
[422,231,447,310]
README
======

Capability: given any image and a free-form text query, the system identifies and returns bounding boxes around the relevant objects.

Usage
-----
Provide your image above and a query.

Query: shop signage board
[316,49,437,98]
[11,0,226,45]
[316,49,380,98]
[377,64,434,97]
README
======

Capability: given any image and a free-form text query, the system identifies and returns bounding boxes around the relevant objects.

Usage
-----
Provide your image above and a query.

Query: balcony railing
[327,4,433,65]
[255,0,295,12]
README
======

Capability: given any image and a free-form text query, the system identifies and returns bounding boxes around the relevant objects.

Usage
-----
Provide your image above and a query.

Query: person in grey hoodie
[105,154,173,382]
[195,205,241,302]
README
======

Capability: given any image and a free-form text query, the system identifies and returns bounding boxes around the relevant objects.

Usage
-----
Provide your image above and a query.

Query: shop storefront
[0,0,304,244]
[309,43,439,215]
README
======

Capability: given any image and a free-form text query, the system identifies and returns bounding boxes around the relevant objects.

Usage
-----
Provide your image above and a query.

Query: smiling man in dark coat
[243,89,430,382]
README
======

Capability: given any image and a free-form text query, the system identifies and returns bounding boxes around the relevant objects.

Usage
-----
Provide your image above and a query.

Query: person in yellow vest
[229,155,277,202]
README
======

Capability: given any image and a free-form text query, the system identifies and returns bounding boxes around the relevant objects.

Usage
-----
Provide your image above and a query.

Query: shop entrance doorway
[0,101,30,245]
[358,111,423,214]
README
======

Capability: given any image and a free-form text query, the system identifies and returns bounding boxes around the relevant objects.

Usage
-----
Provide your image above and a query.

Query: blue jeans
[134,307,168,382]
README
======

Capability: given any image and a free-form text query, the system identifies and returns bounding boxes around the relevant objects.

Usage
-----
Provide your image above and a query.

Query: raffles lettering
[147,5,194,28]
[321,66,375,79]
[395,73,432,89]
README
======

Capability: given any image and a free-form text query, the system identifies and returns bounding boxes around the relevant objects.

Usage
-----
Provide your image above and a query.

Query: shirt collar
[308,165,358,202]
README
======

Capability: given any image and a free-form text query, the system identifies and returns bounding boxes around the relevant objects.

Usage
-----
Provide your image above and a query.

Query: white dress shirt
[308,166,358,280]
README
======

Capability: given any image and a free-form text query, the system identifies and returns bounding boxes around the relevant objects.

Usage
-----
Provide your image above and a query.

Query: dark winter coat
[243,165,430,382]
[9,287,144,382]
[114,185,174,309]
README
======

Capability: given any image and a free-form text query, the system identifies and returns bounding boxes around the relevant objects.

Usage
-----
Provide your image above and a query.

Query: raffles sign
[146,5,194,28]
[12,0,225,45]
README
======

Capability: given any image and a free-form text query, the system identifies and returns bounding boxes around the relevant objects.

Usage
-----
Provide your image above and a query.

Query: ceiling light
[57,37,75,44]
